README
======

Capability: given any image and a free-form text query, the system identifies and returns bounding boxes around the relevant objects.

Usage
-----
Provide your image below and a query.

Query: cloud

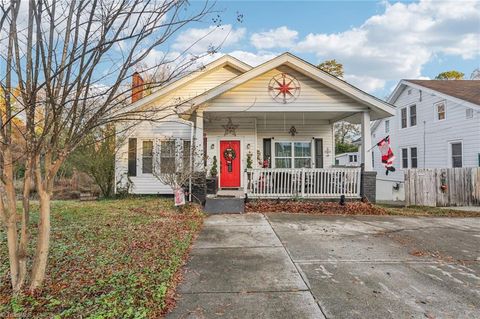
[250,26,298,50]
[172,24,246,54]
[257,0,480,92]
[228,50,278,66]
[296,1,480,91]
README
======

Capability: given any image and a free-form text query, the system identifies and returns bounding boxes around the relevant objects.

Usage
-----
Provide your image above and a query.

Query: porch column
[361,110,372,171]
[194,109,204,172]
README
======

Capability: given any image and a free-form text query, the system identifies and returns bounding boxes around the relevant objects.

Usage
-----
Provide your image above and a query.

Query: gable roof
[406,80,480,106]
[389,80,480,109]
[181,52,395,120]
[126,54,252,112]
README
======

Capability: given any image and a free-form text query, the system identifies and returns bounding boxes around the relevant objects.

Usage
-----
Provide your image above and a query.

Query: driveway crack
[264,214,329,319]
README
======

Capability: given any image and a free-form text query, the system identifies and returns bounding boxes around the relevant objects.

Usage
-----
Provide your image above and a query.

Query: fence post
[301,168,305,197]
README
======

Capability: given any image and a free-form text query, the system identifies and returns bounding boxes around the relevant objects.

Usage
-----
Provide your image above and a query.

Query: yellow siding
[207,66,366,112]
[141,65,242,112]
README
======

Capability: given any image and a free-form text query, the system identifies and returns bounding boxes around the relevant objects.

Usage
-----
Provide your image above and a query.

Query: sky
[160,0,480,98]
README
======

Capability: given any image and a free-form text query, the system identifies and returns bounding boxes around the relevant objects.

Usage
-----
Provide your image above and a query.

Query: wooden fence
[405,168,480,206]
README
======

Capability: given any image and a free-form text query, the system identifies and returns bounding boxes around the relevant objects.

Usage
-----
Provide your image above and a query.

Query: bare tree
[152,138,198,199]
[0,0,225,293]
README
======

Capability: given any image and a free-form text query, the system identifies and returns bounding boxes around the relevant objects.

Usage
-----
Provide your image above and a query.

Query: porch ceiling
[203,111,356,123]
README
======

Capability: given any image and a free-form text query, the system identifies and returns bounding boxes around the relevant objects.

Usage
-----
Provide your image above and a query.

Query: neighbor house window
[349,155,357,163]
[409,105,417,126]
[142,140,153,174]
[436,102,446,120]
[451,142,462,168]
[410,147,418,168]
[128,138,137,176]
[385,120,390,133]
[466,108,474,119]
[160,140,176,173]
[401,148,408,168]
[401,108,407,128]
[274,142,311,168]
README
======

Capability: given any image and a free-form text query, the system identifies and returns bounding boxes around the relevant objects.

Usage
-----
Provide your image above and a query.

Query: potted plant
[246,152,253,190]
[206,156,219,194]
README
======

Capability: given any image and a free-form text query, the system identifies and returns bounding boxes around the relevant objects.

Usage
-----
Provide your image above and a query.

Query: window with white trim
[160,140,176,173]
[401,148,408,168]
[349,154,357,163]
[274,142,311,168]
[384,120,390,133]
[436,101,446,121]
[401,108,407,128]
[409,105,417,126]
[142,140,153,174]
[410,147,418,168]
[466,108,474,119]
[451,142,462,168]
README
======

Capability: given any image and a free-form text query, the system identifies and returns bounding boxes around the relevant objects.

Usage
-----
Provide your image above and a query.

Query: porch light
[210,143,215,150]
[247,143,251,150]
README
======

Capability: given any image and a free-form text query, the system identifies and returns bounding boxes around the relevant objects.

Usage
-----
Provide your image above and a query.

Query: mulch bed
[245,200,387,215]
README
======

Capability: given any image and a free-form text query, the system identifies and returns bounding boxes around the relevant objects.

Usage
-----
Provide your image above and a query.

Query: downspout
[423,120,426,168]
[189,120,194,202]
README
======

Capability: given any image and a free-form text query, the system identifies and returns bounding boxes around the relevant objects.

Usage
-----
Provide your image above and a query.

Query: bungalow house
[371,80,480,201]
[115,53,395,203]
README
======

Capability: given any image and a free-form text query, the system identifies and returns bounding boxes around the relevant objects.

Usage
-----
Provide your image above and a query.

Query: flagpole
[366,135,390,152]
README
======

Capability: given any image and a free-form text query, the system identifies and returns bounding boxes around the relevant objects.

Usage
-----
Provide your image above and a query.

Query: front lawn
[0,197,203,318]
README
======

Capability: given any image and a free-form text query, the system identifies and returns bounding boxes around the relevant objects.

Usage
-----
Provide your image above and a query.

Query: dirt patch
[245,200,387,215]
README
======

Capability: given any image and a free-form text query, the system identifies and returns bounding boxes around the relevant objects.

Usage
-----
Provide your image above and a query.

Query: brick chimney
[131,72,144,103]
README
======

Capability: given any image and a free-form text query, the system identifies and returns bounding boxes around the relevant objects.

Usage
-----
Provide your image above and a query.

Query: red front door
[220,140,241,188]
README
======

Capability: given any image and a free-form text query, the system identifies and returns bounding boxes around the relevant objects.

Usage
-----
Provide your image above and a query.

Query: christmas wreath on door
[223,146,236,172]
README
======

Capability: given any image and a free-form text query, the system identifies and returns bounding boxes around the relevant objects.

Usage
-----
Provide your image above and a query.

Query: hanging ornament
[377,136,396,175]
[223,117,238,136]
[289,126,297,136]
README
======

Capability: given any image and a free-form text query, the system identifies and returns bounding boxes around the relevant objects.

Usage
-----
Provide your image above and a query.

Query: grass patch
[246,199,480,217]
[0,197,204,318]
[380,205,480,217]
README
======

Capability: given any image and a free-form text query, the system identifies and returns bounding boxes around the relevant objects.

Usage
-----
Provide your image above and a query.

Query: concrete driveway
[167,213,480,319]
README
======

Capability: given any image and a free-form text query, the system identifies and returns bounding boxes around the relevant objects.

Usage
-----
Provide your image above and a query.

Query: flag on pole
[377,136,396,175]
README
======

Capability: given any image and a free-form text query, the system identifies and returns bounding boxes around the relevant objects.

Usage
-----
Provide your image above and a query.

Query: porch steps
[204,198,244,214]
[204,188,245,214]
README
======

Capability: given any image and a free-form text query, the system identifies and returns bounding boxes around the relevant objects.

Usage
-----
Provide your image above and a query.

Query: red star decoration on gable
[268,73,300,104]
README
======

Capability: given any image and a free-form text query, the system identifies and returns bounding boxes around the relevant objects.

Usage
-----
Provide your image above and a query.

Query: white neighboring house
[335,152,359,166]
[114,52,395,199]
[371,80,480,201]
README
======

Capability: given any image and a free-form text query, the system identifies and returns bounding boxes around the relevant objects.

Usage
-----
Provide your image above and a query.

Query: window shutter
[314,138,323,168]
[263,138,271,167]
[128,138,137,176]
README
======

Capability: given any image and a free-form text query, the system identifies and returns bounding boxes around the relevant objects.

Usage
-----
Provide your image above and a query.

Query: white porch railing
[244,167,362,199]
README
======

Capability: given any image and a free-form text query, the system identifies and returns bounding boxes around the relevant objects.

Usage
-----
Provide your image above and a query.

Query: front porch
[196,110,375,202]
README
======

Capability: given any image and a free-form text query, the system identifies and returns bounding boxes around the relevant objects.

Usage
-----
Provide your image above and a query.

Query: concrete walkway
[168,214,480,318]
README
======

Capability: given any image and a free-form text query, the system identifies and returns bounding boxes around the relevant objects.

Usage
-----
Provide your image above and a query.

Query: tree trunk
[17,157,32,291]
[2,147,20,291]
[29,190,51,291]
